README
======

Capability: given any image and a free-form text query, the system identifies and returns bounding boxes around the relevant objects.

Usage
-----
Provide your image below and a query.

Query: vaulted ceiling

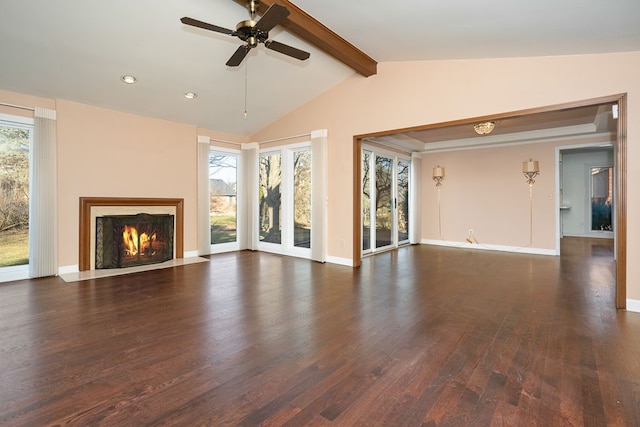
[1,0,639,137]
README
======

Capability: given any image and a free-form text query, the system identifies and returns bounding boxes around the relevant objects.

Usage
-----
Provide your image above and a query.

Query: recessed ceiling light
[184,92,197,99]
[120,75,137,84]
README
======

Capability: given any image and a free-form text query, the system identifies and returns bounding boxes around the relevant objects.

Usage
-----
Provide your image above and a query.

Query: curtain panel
[29,107,57,277]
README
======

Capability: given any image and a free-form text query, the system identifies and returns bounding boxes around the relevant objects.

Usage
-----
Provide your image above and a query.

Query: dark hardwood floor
[1,238,638,426]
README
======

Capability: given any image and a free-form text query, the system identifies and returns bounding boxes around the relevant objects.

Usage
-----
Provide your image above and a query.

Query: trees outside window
[258,145,313,256]
[362,148,410,254]
[293,150,311,248]
[209,152,238,244]
[259,152,282,244]
[0,123,30,267]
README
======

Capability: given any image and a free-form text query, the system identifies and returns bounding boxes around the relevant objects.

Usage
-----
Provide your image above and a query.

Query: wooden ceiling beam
[233,0,377,77]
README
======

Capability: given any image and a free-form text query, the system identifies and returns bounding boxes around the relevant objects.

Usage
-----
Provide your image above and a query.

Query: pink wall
[0,90,245,268]
[421,141,584,250]
[56,100,200,266]
[251,52,640,300]
[422,142,556,249]
[2,51,639,302]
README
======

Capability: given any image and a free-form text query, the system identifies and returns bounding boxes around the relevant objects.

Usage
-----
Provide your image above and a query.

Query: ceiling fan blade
[226,45,251,66]
[265,40,310,61]
[254,4,289,33]
[180,17,234,35]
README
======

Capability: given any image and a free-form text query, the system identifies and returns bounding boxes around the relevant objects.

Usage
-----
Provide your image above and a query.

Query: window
[362,147,411,255]
[0,117,32,269]
[293,149,311,248]
[590,166,613,232]
[259,152,282,244]
[258,143,313,258]
[209,151,238,245]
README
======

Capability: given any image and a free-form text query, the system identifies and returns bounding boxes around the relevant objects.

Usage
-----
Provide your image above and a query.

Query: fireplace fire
[95,213,174,269]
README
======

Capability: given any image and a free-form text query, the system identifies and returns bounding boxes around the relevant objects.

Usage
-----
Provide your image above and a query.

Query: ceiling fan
[180,0,310,67]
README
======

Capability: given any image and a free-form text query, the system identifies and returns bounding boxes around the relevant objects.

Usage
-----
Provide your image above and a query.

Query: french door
[362,147,410,255]
[258,144,312,258]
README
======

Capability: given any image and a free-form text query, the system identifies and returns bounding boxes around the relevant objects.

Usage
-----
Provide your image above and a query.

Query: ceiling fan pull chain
[244,60,249,119]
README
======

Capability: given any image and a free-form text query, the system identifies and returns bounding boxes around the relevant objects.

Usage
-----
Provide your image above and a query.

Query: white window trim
[209,147,241,254]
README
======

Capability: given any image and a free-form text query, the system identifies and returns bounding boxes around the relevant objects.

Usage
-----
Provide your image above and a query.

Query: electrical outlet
[468,229,473,236]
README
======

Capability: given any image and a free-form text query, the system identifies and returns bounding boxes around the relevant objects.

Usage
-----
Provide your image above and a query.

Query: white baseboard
[421,239,557,256]
[0,265,29,283]
[562,232,614,239]
[325,255,354,267]
[626,299,640,313]
[58,264,79,275]
[183,250,199,258]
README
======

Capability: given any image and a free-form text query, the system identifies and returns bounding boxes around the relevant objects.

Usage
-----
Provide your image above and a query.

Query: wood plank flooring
[0,237,638,426]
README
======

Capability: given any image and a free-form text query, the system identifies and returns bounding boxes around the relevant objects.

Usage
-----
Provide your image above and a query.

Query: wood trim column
[615,94,627,309]
[353,137,362,267]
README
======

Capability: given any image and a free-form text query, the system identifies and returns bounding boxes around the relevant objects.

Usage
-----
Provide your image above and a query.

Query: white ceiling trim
[419,124,600,153]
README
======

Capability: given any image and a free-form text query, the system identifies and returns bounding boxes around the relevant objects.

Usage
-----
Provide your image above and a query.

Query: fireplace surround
[79,197,184,271]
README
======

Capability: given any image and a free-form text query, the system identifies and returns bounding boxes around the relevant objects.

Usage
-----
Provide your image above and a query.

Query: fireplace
[79,197,184,271]
[95,213,174,269]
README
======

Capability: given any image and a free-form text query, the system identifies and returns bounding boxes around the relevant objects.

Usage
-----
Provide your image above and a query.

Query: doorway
[558,145,614,241]
[353,94,627,308]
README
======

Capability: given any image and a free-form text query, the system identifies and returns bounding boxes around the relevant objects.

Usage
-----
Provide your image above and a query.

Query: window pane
[375,155,392,248]
[397,159,410,242]
[0,124,30,267]
[362,151,371,251]
[259,153,282,243]
[294,150,311,248]
[591,167,613,231]
[209,152,237,244]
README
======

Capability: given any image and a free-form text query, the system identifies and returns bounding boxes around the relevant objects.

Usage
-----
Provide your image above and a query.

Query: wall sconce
[473,121,495,135]
[523,159,540,185]
[433,165,445,189]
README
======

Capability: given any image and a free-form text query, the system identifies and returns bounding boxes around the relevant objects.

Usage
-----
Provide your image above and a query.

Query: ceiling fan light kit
[180,0,310,67]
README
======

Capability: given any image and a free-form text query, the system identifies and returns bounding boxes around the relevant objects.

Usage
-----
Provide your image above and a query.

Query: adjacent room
[1,0,639,424]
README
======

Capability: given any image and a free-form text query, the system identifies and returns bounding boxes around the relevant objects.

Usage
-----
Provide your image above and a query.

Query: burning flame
[122,225,156,256]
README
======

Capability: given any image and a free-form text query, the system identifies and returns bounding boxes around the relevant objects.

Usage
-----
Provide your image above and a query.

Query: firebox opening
[95,213,174,269]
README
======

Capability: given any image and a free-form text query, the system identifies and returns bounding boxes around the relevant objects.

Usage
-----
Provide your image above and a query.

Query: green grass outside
[211,215,237,244]
[0,228,29,267]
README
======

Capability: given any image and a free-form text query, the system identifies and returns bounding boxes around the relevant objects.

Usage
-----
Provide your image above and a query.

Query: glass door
[258,144,312,259]
[209,150,238,248]
[293,149,311,249]
[397,159,410,244]
[362,148,410,255]
[374,154,394,250]
[259,151,282,245]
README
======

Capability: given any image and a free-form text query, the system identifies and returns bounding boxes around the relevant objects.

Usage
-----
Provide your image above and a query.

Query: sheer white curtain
[310,129,328,262]
[29,107,57,277]
[410,152,422,244]
[240,143,259,250]
[197,136,211,255]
